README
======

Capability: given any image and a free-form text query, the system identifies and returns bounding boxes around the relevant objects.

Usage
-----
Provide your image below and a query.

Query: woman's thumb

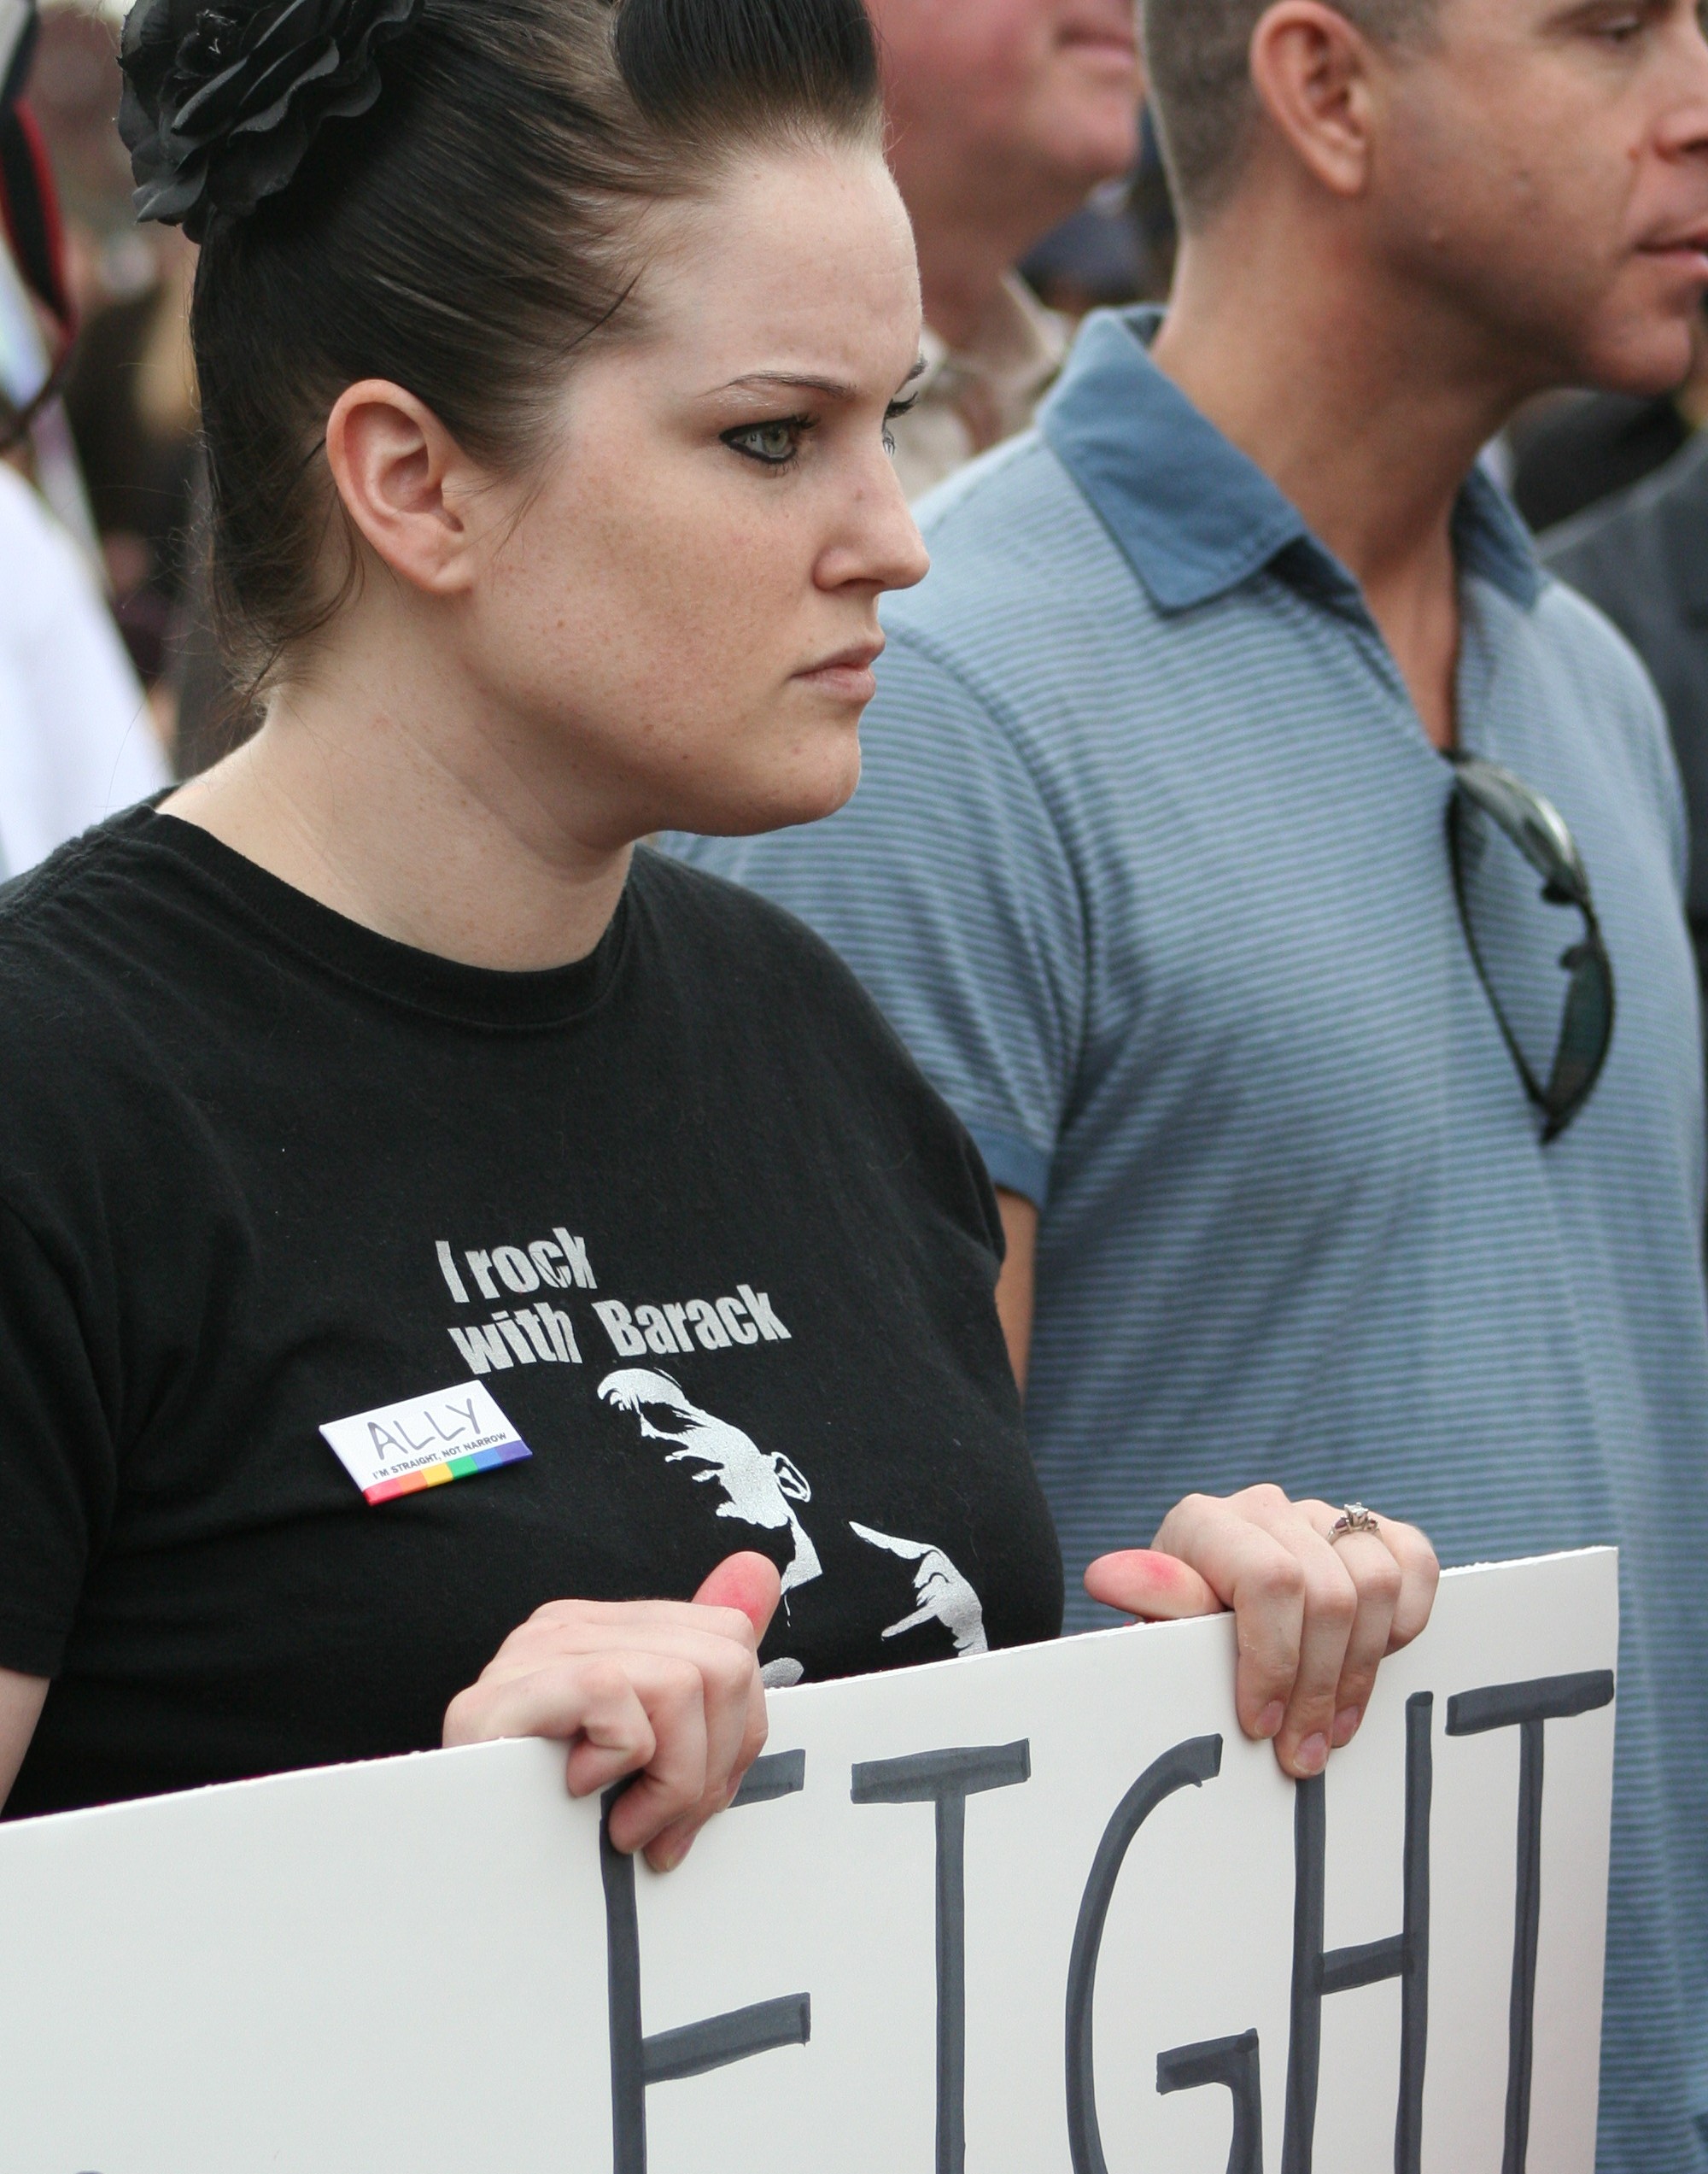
[693,1550,783,1641]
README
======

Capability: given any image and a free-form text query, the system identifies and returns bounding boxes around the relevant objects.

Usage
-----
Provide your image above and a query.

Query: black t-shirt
[0,811,1062,1819]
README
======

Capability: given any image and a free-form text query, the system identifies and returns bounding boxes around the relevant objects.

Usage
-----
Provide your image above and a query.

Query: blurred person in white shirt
[0,0,167,880]
[0,455,166,880]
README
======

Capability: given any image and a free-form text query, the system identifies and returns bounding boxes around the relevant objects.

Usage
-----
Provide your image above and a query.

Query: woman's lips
[795,646,883,702]
[798,665,877,702]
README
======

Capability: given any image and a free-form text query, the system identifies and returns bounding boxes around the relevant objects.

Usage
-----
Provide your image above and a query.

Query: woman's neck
[165,648,634,973]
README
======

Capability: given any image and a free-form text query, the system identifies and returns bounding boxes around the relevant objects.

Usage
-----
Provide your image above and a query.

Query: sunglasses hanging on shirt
[1446,753,1615,1144]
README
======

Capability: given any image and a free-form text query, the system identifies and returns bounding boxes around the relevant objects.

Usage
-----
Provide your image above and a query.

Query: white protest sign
[0,1549,1616,2173]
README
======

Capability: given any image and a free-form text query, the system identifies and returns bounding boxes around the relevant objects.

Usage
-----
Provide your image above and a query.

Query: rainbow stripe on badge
[363,1436,531,1505]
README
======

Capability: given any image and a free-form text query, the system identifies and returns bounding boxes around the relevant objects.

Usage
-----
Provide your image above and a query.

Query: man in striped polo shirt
[671,1,1708,2163]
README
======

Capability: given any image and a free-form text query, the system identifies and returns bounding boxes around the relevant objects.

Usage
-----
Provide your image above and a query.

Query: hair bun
[119,0,424,242]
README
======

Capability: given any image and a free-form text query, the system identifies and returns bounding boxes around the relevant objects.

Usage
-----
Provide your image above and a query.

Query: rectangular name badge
[319,1381,531,1505]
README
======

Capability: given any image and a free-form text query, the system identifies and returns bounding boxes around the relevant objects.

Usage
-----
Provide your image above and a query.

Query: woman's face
[461,143,930,847]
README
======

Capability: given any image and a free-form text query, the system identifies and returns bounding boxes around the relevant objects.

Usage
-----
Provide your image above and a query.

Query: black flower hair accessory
[119,0,423,242]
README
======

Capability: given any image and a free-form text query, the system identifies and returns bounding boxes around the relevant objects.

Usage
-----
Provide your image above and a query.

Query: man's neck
[914,218,1030,357]
[895,142,1083,356]
[1149,207,1529,751]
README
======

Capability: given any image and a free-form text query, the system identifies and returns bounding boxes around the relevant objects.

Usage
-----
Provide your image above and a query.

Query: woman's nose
[818,454,931,597]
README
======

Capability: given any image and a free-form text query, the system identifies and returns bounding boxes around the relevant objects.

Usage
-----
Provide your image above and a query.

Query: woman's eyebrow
[706,358,928,399]
[712,371,859,398]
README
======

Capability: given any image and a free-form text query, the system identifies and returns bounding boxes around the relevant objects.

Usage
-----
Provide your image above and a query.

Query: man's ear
[1249,0,1380,200]
[324,380,484,597]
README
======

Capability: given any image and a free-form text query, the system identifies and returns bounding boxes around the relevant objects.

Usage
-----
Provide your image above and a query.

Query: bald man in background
[874,0,1144,497]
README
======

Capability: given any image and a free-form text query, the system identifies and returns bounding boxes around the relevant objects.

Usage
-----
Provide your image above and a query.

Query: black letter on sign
[1157,2030,1264,2174]
[1064,1734,1225,2174]
[1446,1670,1615,2174]
[603,1749,811,2174]
[1282,1691,1433,2174]
[850,1741,1032,2174]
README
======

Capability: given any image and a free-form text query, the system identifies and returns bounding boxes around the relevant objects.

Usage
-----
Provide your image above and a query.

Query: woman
[0,0,1435,1872]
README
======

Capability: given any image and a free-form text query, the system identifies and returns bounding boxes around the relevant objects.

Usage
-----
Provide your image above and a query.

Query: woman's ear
[1249,0,1380,201]
[324,380,483,597]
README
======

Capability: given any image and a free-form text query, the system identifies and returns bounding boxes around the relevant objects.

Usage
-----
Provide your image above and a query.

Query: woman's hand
[1085,1485,1440,1782]
[443,1551,781,1872]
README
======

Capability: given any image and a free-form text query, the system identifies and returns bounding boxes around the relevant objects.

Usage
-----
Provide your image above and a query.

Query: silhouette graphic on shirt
[597,1369,989,1666]
[848,1521,989,1655]
[598,1369,823,1597]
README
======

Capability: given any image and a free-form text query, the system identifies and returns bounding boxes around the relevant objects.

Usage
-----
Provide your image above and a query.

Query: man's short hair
[1141,0,1437,227]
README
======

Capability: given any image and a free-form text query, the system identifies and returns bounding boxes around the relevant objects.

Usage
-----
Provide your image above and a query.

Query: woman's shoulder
[633,837,839,934]
[629,842,915,1043]
[0,809,189,1093]
[627,847,1006,1256]
[0,805,158,953]
[0,816,198,1240]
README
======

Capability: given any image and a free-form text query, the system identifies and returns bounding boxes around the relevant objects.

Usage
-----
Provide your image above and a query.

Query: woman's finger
[444,1651,657,1766]
[1154,1486,1361,1774]
[442,1578,776,1872]
[444,1649,717,1860]
[1296,1503,1438,1743]
[1083,1547,1223,1620]
[469,1614,762,1704]
[652,1618,771,1861]
[595,1656,712,1861]
[642,1684,769,1877]
[1149,1493,1309,1744]
[1268,1526,1360,1778]
[1378,1518,1442,1650]
[1309,1526,1401,1749]
[481,1597,761,1680]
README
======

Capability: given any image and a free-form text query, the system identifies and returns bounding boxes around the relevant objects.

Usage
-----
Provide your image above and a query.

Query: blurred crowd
[27,3,200,758]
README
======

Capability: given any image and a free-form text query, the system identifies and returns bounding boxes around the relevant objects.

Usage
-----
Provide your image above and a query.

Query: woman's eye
[723,419,807,467]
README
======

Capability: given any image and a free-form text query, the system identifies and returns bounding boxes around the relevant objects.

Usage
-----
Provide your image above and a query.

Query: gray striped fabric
[667,310,1708,2171]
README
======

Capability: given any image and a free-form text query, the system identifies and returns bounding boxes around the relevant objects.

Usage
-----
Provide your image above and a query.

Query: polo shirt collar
[1039,306,1543,616]
[1454,465,1546,611]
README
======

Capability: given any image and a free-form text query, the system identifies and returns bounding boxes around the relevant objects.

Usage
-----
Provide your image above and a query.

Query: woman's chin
[670,754,862,841]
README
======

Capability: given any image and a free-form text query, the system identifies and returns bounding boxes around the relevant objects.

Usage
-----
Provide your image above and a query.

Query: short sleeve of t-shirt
[667,631,1086,1209]
[0,1197,116,1678]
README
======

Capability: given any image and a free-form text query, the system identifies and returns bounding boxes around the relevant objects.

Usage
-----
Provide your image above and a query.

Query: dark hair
[142,0,881,684]
[1140,0,1439,228]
